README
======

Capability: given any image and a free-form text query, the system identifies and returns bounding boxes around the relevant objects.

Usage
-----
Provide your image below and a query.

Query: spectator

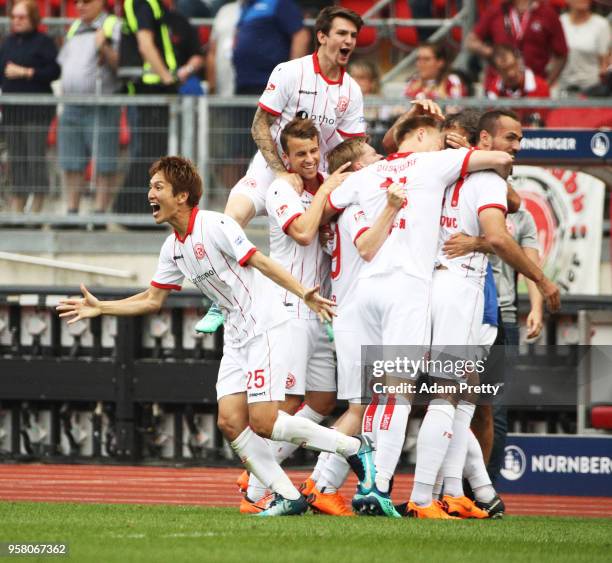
[466,0,568,86]
[57,0,123,216]
[116,0,203,213]
[404,42,468,100]
[233,0,310,95]
[348,58,380,95]
[486,44,550,125]
[558,0,611,96]
[0,0,60,214]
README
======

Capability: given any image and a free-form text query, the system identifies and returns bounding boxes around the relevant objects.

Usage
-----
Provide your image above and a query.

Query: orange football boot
[236,470,249,494]
[407,500,459,519]
[298,477,316,497]
[239,493,274,514]
[442,495,490,519]
[307,487,354,516]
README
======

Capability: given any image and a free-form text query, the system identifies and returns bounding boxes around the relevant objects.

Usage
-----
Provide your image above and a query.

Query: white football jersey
[436,170,508,283]
[151,208,288,347]
[328,148,472,281]
[330,203,369,309]
[258,52,366,171]
[266,177,331,319]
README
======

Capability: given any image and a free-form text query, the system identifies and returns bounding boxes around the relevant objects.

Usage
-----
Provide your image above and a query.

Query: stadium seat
[198,25,211,47]
[591,405,612,430]
[391,0,418,50]
[339,0,378,49]
[546,107,612,129]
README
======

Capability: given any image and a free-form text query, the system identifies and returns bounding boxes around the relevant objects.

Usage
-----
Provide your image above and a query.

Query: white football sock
[463,431,496,503]
[410,400,455,506]
[271,410,360,456]
[432,469,444,500]
[372,398,410,493]
[230,427,299,501]
[310,452,330,483]
[272,404,326,463]
[316,453,351,494]
[442,401,476,498]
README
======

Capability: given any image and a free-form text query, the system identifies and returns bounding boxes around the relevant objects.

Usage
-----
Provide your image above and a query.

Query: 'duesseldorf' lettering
[531,455,612,474]
[440,216,457,228]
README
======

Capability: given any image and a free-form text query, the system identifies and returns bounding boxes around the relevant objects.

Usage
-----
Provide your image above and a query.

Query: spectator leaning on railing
[0,0,60,215]
[57,0,123,217]
[486,44,550,126]
[466,0,568,88]
[404,42,468,101]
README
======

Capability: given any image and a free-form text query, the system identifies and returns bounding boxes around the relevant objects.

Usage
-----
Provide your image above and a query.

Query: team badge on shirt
[194,243,205,260]
[336,96,349,113]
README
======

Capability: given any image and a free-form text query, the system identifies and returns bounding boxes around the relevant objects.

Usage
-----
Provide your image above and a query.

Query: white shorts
[334,303,361,401]
[228,151,275,217]
[216,322,288,403]
[285,318,336,396]
[480,324,498,347]
[353,271,432,347]
[430,269,484,376]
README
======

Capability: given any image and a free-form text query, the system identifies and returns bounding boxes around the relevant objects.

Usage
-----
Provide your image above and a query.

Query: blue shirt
[233,0,304,92]
[482,262,498,327]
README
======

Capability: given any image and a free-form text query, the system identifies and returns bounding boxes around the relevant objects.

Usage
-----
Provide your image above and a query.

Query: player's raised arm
[355,183,406,262]
[466,149,513,179]
[382,100,445,154]
[56,284,170,324]
[246,250,336,322]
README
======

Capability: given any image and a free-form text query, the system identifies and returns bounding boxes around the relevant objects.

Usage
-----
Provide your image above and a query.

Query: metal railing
[0,94,609,226]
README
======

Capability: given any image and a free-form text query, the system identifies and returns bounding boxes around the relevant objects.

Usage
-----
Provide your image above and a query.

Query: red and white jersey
[437,170,507,284]
[258,52,366,172]
[266,177,331,319]
[330,203,369,310]
[151,208,288,347]
[328,148,472,281]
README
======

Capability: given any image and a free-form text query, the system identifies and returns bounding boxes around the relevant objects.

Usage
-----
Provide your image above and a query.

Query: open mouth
[339,48,351,58]
[150,202,161,217]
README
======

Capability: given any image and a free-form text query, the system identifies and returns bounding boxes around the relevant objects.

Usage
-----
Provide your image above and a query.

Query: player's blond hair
[326,137,368,174]
[149,156,203,208]
[395,115,440,145]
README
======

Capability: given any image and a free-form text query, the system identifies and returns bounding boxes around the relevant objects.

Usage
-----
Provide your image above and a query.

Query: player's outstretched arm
[479,209,560,312]
[467,150,513,179]
[286,162,352,246]
[247,251,336,322]
[56,284,169,324]
[356,183,406,262]
[251,107,302,191]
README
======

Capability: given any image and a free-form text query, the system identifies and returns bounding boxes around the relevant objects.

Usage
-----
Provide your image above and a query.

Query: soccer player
[197,5,366,333]
[405,109,560,519]
[301,137,407,515]
[326,115,515,517]
[56,156,377,516]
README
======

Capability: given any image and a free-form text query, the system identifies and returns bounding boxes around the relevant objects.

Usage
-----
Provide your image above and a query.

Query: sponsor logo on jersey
[192,270,215,284]
[265,83,275,91]
[241,177,257,189]
[286,373,296,389]
[276,204,288,217]
[294,109,336,126]
[234,235,245,246]
[440,216,458,228]
[299,89,317,95]
[194,242,205,260]
[336,96,349,113]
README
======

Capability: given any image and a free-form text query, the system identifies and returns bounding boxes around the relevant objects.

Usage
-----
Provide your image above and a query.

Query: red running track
[0,464,610,518]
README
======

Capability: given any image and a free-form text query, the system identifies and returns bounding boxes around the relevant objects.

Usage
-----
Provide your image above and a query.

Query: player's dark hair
[478,109,521,137]
[326,136,368,174]
[394,115,440,145]
[315,6,363,46]
[280,117,320,154]
[443,109,481,146]
[149,156,203,208]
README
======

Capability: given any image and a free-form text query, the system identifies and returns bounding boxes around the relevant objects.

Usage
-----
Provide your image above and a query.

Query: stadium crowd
[0,0,609,220]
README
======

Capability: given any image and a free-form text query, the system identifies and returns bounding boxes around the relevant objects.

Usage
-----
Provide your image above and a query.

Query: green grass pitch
[0,502,610,563]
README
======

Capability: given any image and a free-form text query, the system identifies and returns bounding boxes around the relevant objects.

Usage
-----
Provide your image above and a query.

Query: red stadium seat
[340,0,378,49]
[591,406,612,430]
[198,25,211,47]
[546,107,612,129]
[392,0,418,50]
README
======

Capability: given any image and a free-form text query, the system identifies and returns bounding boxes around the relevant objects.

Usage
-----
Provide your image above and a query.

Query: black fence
[0,286,611,464]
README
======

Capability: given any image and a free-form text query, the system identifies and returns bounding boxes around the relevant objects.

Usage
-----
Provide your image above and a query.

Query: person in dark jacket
[0,0,60,214]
